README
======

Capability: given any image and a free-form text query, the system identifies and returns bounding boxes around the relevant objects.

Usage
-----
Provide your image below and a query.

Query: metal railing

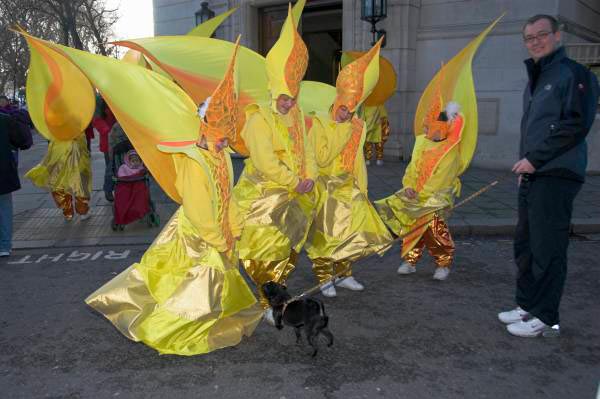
[564,43,600,65]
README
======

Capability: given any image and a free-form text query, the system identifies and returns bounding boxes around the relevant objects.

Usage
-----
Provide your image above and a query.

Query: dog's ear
[261,281,276,297]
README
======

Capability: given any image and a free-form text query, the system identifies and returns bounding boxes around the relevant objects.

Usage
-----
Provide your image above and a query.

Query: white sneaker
[498,307,529,324]
[79,212,91,221]
[0,251,10,257]
[432,267,450,281]
[365,160,371,166]
[507,317,560,338]
[376,159,384,166]
[263,308,275,326]
[397,262,416,275]
[335,276,364,291]
[320,282,337,297]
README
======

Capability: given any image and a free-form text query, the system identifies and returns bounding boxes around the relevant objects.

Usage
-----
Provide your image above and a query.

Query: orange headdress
[332,37,382,117]
[422,63,449,141]
[198,36,240,144]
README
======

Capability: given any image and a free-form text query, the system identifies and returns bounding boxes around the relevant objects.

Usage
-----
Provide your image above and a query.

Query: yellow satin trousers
[242,251,299,308]
[403,215,454,268]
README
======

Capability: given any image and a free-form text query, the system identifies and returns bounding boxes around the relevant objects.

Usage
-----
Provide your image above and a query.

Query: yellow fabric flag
[20,31,201,204]
[414,15,504,176]
[187,7,238,37]
[23,32,95,142]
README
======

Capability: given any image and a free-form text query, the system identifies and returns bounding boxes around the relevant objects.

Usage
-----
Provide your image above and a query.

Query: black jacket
[521,46,600,181]
[0,113,31,195]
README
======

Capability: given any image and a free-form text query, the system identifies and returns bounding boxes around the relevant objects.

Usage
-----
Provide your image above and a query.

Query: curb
[11,218,600,250]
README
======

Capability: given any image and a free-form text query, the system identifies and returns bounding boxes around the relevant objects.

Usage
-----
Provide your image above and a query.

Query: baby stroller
[110,140,160,231]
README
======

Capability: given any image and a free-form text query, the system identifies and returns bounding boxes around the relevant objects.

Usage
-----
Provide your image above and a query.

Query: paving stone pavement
[11,136,600,249]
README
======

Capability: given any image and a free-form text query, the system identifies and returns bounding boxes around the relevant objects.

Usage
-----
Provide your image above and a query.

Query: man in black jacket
[0,112,32,257]
[498,15,600,337]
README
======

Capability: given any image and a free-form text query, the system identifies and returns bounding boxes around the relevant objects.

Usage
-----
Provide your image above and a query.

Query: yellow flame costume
[305,39,393,284]
[19,29,262,355]
[375,16,502,268]
[232,4,317,307]
[362,104,391,162]
[23,35,94,219]
[341,51,397,163]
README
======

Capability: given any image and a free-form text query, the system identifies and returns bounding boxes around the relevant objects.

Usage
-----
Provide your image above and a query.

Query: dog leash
[282,177,506,305]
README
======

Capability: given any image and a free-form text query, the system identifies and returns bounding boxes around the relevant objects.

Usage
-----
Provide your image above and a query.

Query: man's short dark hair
[0,95,8,101]
[523,14,559,33]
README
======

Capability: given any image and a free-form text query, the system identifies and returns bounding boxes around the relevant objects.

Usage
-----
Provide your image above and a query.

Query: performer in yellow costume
[233,4,317,317]
[305,38,392,297]
[23,36,94,222]
[341,51,396,167]
[375,17,502,281]
[26,135,92,221]
[362,104,391,166]
[85,40,263,355]
[377,93,463,280]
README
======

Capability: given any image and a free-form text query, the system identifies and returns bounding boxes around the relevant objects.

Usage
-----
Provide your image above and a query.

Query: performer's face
[523,19,561,62]
[214,137,229,152]
[276,94,296,115]
[334,105,352,123]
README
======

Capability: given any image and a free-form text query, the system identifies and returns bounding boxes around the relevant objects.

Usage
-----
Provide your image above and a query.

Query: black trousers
[514,175,582,326]
[103,152,114,194]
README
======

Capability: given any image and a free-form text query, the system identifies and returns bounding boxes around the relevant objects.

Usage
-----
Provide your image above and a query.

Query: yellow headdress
[199,36,240,144]
[265,3,308,99]
[332,37,382,116]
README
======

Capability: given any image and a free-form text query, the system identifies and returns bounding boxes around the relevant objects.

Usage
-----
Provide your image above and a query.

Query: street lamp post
[360,0,387,47]
[195,2,215,26]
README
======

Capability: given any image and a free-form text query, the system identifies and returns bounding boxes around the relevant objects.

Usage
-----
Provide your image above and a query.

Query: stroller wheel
[148,212,160,227]
[111,221,118,231]
[118,225,125,231]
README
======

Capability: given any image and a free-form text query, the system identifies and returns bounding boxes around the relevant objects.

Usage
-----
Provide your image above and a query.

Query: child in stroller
[110,141,160,230]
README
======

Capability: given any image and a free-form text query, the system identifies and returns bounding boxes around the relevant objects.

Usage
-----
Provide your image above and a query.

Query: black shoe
[105,191,114,202]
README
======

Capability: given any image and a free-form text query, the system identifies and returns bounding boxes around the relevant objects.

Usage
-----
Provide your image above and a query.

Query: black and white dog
[261,281,334,357]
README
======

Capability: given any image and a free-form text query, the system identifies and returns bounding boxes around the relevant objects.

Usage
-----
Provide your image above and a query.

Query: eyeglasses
[523,31,553,44]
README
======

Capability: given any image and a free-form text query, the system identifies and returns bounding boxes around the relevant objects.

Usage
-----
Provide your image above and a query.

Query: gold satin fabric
[242,251,298,308]
[305,114,392,279]
[51,191,89,219]
[26,135,92,199]
[86,208,262,355]
[403,213,454,268]
[234,105,316,262]
[312,258,352,285]
[305,174,392,263]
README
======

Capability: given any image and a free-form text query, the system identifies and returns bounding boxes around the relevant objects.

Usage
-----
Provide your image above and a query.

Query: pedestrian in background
[0,112,32,257]
[92,97,116,202]
[498,14,600,337]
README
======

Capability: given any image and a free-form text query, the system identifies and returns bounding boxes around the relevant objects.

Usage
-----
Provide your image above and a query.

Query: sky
[106,0,154,40]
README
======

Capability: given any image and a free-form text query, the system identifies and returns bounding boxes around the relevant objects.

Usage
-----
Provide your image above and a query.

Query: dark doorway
[258,0,343,85]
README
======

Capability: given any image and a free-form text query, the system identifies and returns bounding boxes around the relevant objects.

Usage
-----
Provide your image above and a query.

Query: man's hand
[295,179,315,194]
[512,158,536,174]
[404,187,417,200]
[303,179,315,193]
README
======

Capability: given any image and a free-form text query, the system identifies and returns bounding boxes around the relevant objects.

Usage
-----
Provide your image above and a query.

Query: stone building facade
[154,0,600,171]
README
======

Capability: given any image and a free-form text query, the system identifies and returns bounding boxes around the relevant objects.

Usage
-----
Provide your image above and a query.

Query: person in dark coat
[0,112,32,257]
[498,15,600,337]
